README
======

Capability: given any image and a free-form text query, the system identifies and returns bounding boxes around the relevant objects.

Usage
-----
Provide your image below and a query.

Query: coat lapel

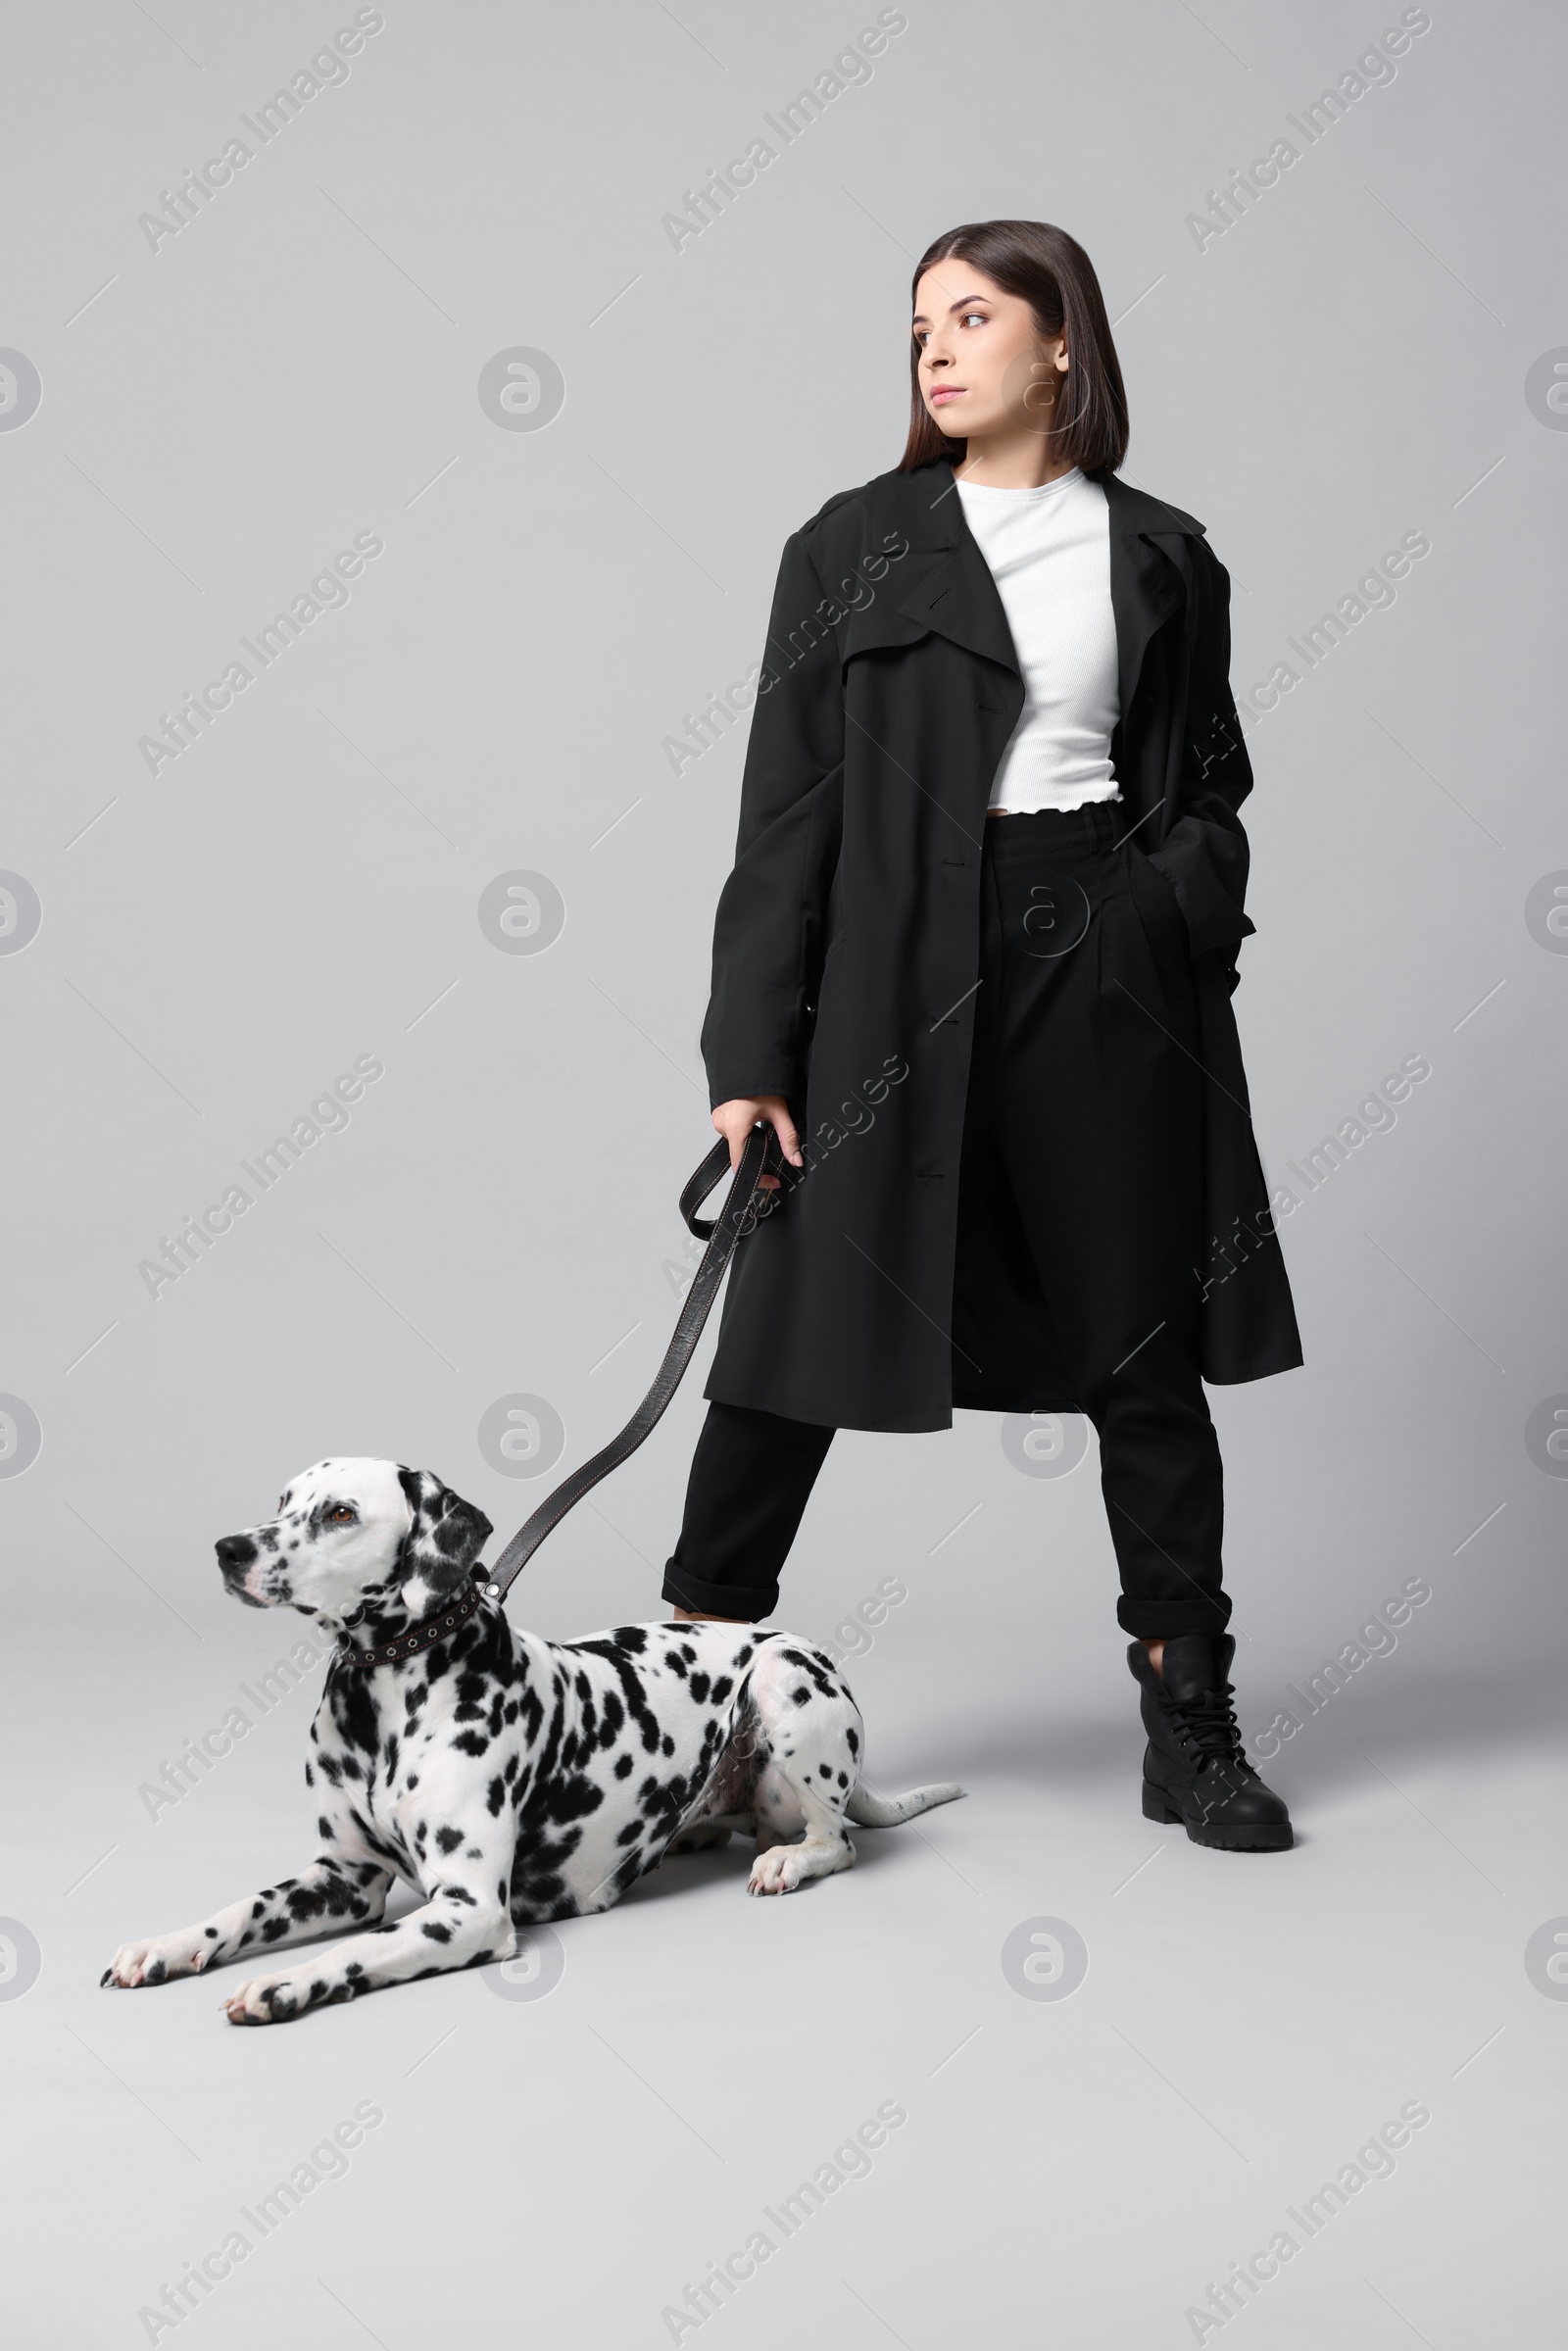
[1107,505,1187,722]
[885,464,1019,673]
[870,461,1199,722]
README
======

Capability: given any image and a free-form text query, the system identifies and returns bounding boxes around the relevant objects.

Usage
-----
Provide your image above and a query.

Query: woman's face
[911,261,1066,441]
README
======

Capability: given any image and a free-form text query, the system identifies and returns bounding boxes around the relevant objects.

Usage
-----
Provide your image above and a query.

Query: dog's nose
[216,1534,258,1571]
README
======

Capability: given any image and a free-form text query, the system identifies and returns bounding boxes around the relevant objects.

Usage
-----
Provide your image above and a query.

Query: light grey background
[2,1,1563,2343]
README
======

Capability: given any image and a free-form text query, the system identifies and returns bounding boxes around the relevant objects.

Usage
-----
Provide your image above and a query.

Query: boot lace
[1170,1681,1250,1771]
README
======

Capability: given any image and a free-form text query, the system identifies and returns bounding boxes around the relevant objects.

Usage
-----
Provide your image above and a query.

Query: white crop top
[954,466,1121,812]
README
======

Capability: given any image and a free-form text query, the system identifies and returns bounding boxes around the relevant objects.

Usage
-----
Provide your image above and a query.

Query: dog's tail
[846,1779,965,1829]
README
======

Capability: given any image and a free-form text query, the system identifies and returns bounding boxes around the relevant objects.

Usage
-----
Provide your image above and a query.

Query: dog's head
[215,1459,494,1629]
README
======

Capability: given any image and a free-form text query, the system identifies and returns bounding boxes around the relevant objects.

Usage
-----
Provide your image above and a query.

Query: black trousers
[663,802,1228,1639]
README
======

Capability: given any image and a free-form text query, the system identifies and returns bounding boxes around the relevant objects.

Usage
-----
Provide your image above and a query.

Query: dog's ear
[395,1466,494,1599]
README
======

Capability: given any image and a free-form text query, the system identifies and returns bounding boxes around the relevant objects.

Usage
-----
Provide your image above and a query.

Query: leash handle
[482,1122,795,1606]
[680,1135,743,1239]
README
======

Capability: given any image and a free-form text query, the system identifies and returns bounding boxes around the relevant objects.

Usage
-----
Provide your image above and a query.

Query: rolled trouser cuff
[661,1559,777,1623]
[663,1400,834,1626]
[1117,1593,1232,1640]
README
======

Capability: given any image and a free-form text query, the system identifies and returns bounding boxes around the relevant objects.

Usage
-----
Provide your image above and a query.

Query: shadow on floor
[906,1656,1561,1802]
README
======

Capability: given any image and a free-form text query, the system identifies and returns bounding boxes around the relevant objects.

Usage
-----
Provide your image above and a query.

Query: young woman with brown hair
[662,220,1301,1853]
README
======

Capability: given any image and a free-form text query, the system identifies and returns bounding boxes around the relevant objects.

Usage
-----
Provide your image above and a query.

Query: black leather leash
[340,1125,793,1668]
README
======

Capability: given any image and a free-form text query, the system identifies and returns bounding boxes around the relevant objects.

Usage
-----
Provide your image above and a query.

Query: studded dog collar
[335,1571,492,1670]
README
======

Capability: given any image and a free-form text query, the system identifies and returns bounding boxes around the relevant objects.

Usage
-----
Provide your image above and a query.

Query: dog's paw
[747,1845,805,1895]
[223,1971,317,2025]
[102,1930,217,1988]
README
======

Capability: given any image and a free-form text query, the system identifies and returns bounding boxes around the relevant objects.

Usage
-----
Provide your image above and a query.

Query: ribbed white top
[955,466,1121,812]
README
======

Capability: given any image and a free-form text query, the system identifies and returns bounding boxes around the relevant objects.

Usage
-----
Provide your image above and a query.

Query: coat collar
[858,460,1203,722]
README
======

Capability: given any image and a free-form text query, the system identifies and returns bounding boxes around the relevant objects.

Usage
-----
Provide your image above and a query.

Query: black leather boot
[1127,1634,1293,1852]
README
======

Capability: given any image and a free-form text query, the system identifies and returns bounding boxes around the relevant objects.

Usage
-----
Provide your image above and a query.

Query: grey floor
[8,1411,1561,2349]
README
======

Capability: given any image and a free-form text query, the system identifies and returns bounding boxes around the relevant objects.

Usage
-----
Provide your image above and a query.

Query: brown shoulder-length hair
[899,220,1128,479]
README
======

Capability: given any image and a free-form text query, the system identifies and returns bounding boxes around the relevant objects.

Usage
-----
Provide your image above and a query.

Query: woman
[662,220,1302,1853]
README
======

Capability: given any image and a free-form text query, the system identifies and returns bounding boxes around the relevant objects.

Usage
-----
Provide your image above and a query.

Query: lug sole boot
[1127,1633,1294,1853]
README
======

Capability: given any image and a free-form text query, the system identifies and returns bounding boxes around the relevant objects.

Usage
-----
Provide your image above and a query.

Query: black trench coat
[699,457,1302,1433]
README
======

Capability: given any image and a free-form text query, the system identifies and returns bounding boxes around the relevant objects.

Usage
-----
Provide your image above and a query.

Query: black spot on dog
[436,1826,464,1853]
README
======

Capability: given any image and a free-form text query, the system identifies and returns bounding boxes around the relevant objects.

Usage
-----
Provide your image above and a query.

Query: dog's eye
[326,1505,357,1525]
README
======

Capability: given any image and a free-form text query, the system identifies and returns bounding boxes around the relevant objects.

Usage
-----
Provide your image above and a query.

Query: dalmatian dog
[103,1459,962,2024]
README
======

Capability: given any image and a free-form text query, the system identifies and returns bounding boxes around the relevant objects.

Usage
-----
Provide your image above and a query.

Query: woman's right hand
[711,1096,803,1189]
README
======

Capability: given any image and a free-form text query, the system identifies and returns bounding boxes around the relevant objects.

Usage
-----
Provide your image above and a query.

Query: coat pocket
[1124,841,1191,968]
